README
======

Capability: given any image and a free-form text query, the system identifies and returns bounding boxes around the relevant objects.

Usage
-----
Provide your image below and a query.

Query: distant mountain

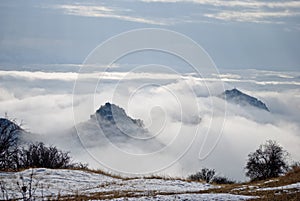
[72,102,163,152]
[221,88,270,111]
[88,102,147,140]
[91,102,145,132]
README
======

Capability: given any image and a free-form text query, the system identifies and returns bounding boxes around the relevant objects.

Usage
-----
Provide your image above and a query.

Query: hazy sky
[0,0,300,70]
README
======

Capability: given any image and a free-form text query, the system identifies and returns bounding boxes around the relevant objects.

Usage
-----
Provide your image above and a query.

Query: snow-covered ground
[0,168,258,200]
[0,168,117,199]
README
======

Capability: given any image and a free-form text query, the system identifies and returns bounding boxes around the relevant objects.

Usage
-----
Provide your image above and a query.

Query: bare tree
[245,140,289,181]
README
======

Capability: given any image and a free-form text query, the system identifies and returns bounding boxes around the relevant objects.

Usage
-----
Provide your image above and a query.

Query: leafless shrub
[188,168,216,183]
[17,142,72,169]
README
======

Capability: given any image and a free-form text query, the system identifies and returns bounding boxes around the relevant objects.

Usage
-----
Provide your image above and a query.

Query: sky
[0,0,300,70]
[0,0,300,181]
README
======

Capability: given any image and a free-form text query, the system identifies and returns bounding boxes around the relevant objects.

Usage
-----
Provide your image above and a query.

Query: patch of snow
[257,182,300,191]
[109,193,257,201]
[232,185,258,191]
[263,179,279,184]
[84,178,215,194]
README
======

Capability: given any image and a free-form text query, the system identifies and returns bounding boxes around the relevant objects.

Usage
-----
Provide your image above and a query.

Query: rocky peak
[91,102,144,127]
[222,88,270,112]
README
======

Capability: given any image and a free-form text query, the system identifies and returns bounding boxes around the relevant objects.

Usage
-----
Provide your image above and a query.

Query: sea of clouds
[0,64,299,181]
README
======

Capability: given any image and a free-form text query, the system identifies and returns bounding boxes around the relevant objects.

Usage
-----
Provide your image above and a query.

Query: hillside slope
[1,167,300,200]
[0,168,255,200]
[203,167,300,201]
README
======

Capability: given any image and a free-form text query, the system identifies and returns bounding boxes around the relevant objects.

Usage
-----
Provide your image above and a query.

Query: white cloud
[0,70,78,81]
[0,87,15,101]
[204,10,300,23]
[53,4,170,25]
[139,0,300,24]
[140,0,300,9]
[0,70,185,82]
[2,70,299,87]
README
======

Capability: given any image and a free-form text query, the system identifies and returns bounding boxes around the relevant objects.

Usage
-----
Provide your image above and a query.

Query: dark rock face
[91,102,144,127]
[222,88,269,112]
[96,102,115,122]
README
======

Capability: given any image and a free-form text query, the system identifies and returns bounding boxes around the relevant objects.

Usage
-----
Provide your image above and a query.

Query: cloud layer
[0,66,299,180]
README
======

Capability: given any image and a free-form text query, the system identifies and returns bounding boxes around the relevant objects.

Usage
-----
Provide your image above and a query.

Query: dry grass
[68,167,128,180]
[245,167,300,201]
[233,168,300,201]
[250,166,300,188]
[70,167,190,182]
[142,174,187,182]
